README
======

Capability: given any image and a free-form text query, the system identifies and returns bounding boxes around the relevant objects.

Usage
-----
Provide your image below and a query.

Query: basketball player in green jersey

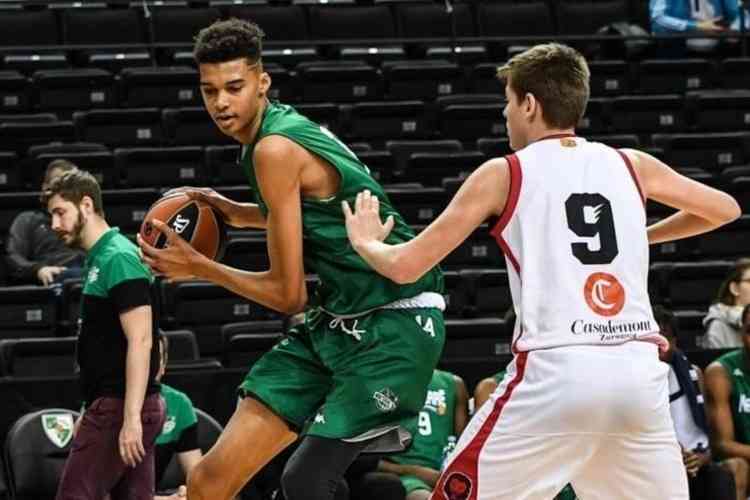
[705,305,750,488]
[137,18,446,500]
[379,369,469,500]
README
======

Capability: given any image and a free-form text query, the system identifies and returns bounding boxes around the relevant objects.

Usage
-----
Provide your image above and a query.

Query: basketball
[139,192,227,261]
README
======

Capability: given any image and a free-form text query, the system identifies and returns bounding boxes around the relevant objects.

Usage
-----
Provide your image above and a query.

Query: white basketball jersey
[490,135,664,352]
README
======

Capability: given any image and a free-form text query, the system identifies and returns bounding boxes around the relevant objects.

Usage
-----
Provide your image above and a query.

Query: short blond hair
[497,43,590,129]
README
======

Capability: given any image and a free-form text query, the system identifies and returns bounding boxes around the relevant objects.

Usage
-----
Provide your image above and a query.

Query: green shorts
[400,475,431,495]
[239,306,445,439]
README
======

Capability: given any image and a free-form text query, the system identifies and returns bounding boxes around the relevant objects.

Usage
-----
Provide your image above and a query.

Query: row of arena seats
[2,58,750,113]
[0,0,652,56]
[0,254,744,350]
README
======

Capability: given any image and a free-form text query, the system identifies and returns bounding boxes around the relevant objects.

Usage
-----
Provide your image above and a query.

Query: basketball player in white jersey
[342,43,741,500]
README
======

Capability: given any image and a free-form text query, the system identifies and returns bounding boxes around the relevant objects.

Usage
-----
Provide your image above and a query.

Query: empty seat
[33,69,116,110]
[611,95,685,133]
[0,192,44,238]
[297,61,381,103]
[476,137,512,157]
[0,286,57,340]
[74,108,163,147]
[588,60,630,96]
[384,60,465,101]
[349,101,428,140]
[652,132,750,171]
[308,5,395,39]
[386,139,462,174]
[467,268,511,315]
[443,228,504,269]
[437,94,505,140]
[687,214,750,260]
[0,338,77,377]
[0,8,60,47]
[121,66,200,108]
[357,150,395,184]
[730,176,750,210]
[557,0,628,35]
[264,63,296,102]
[225,4,309,42]
[673,310,707,350]
[386,187,449,225]
[115,146,206,188]
[0,152,20,191]
[295,103,340,134]
[101,188,160,233]
[637,59,714,94]
[660,261,733,309]
[221,319,286,344]
[163,107,234,146]
[224,332,283,368]
[206,144,242,185]
[470,63,504,94]
[477,1,553,37]
[588,134,640,149]
[223,236,269,271]
[394,1,474,38]
[161,329,200,363]
[577,98,610,134]
[151,6,222,63]
[692,90,750,132]
[722,58,750,90]
[443,317,508,358]
[403,151,484,186]
[443,270,467,318]
[0,71,28,113]
[0,121,75,156]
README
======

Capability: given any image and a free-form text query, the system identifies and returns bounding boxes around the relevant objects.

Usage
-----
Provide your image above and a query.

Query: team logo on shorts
[443,471,472,500]
[373,388,398,413]
[41,413,74,448]
[583,272,625,317]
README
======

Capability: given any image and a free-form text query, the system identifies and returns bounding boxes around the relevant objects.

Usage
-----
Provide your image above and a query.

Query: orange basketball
[139,193,227,261]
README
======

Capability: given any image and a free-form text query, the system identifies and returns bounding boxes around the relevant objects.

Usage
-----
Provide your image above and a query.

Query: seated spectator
[378,369,469,500]
[5,159,84,286]
[656,305,746,500]
[153,335,202,500]
[474,372,577,500]
[704,259,750,349]
[649,0,749,53]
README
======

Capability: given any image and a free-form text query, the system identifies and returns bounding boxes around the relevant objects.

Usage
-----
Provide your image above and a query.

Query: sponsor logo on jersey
[583,272,625,317]
[87,266,99,285]
[314,412,326,424]
[172,214,191,234]
[42,413,74,448]
[425,389,448,416]
[443,471,473,500]
[570,318,653,343]
[734,368,744,378]
[373,388,398,413]
[161,415,176,435]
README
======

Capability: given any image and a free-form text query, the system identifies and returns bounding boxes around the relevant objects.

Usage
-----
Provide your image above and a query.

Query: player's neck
[81,217,111,252]
[236,98,268,145]
[526,127,576,146]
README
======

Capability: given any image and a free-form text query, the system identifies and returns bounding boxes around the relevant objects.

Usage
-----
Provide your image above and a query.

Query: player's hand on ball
[164,186,248,228]
[137,219,200,282]
[342,190,395,250]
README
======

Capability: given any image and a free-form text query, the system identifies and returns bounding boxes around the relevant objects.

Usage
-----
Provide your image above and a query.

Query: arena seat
[611,95,686,133]
[652,132,750,171]
[436,94,506,140]
[588,134,640,149]
[383,60,465,101]
[468,268,512,316]
[0,120,75,156]
[114,146,205,188]
[0,71,30,114]
[221,320,285,345]
[720,58,750,90]
[150,6,223,64]
[0,152,20,191]
[443,229,504,269]
[387,139,462,174]
[0,192,41,239]
[263,63,297,102]
[223,236,270,272]
[476,1,554,38]
[121,66,200,108]
[691,90,750,132]
[730,176,750,210]
[225,4,310,43]
[33,69,116,111]
[100,187,160,233]
[443,317,509,358]
[33,151,117,189]
[157,408,223,492]
[442,270,467,318]
[224,333,284,369]
[162,107,234,146]
[557,0,629,35]
[577,97,610,134]
[0,337,77,377]
[386,186,449,225]
[402,151,484,186]
[308,4,396,40]
[162,329,201,363]
[297,61,382,103]
[356,150,394,184]
[476,137,511,157]
[206,144,242,185]
[295,103,341,134]
[588,60,630,96]
[0,286,57,340]
[637,59,714,94]
[470,63,505,94]
[661,261,733,309]
[73,108,163,148]
[393,1,475,38]
[348,101,429,140]
[673,309,708,350]
[4,408,80,500]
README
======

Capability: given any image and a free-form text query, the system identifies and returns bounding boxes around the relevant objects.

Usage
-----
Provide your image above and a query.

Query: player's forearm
[234,203,266,229]
[124,334,151,421]
[647,211,734,244]
[353,240,418,284]
[714,439,750,462]
[401,465,441,487]
[196,257,306,314]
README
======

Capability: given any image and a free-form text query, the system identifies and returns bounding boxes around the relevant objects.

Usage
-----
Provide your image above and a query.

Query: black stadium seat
[557,0,629,35]
[0,121,76,156]
[383,60,465,101]
[162,107,233,146]
[637,59,714,94]
[0,71,29,113]
[206,144,242,185]
[0,286,57,340]
[74,108,163,148]
[101,188,160,233]
[611,95,686,134]
[34,151,117,189]
[348,101,429,140]
[121,66,200,108]
[161,329,201,363]
[33,69,116,111]
[402,151,484,186]
[5,408,80,500]
[114,146,206,188]
[692,90,750,132]
[588,60,630,96]
[0,152,20,191]
[652,132,750,171]
[721,58,750,90]
[0,337,77,377]
[297,61,381,103]
[224,332,284,368]
[437,94,505,140]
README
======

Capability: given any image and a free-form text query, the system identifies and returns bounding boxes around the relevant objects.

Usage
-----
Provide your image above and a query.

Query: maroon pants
[55,393,165,500]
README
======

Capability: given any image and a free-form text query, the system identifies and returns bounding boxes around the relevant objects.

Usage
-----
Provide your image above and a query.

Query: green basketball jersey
[156,383,198,446]
[239,101,444,316]
[391,370,457,470]
[717,349,750,445]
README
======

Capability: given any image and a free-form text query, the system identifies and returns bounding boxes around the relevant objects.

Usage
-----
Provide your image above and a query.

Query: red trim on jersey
[495,234,520,275]
[490,153,522,239]
[431,351,529,500]
[616,149,646,208]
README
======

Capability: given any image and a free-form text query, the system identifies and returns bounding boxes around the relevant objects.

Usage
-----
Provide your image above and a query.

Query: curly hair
[193,18,265,65]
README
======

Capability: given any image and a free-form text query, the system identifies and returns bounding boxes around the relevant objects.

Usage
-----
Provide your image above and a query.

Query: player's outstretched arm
[343,158,509,284]
[623,149,741,244]
[139,136,307,314]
